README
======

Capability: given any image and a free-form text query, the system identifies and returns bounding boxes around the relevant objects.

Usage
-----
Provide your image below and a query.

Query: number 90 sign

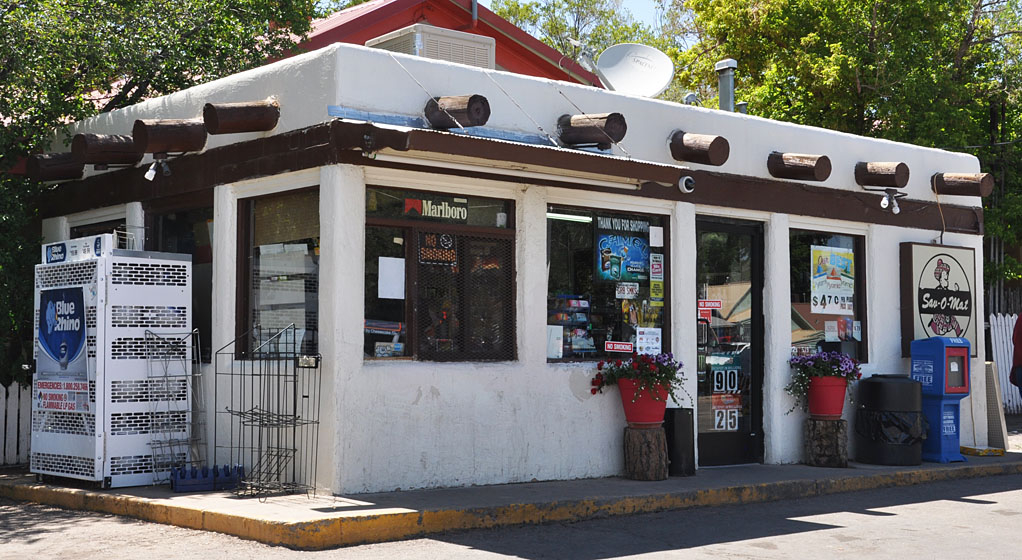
[712,368,740,393]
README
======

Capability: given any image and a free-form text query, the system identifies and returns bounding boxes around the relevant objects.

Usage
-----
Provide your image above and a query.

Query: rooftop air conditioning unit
[366,23,496,70]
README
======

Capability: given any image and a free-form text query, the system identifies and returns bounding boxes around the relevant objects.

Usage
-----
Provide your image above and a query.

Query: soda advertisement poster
[37,287,87,379]
[595,215,650,283]
[810,245,855,315]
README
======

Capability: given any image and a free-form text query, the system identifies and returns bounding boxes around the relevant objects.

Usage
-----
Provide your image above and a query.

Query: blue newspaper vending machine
[910,337,970,463]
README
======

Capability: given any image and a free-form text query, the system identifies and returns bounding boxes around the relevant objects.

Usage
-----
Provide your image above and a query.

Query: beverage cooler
[31,234,192,487]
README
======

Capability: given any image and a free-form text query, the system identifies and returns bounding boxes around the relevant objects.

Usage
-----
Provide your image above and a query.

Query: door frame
[695,217,765,466]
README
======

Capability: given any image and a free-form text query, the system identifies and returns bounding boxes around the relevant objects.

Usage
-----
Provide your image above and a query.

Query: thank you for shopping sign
[37,287,87,376]
[900,243,976,356]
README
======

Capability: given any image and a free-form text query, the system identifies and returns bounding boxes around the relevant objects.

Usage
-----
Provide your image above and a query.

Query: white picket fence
[1,383,31,466]
[989,313,1022,415]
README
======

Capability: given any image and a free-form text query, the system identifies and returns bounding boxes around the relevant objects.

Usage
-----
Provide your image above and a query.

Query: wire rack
[145,329,205,484]
[213,324,322,498]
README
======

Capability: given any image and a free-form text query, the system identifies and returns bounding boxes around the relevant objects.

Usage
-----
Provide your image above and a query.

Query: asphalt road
[4,473,1022,559]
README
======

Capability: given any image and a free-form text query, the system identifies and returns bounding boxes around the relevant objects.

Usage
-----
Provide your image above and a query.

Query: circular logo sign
[916,253,973,338]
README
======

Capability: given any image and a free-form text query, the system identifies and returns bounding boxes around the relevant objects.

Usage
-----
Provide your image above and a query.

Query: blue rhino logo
[46,301,57,335]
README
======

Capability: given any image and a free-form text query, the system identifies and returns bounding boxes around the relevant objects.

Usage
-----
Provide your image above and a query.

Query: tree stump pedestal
[804,418,848,468]
[624,426,669,480]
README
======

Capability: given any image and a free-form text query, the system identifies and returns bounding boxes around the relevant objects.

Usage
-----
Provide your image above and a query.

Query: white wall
[329,44,982,206]
[62,42,982,208]
[51,40,991,492]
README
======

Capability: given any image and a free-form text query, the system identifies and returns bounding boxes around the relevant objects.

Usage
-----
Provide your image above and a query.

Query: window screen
[242,189,319,354]
[365,187,515,362]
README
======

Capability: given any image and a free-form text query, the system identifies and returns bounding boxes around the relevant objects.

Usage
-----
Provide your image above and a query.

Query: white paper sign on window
[378,257,405,299]
[636,327,662,355]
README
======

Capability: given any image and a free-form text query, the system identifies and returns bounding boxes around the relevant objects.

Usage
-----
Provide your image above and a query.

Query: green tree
[665,0,1015,147]
[0,0,319,387]
[490,0,652,58]
[662,0,1022,292]
[315,0,370,17]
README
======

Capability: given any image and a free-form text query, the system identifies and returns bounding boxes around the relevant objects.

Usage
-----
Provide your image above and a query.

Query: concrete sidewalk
[4,453,1022,550]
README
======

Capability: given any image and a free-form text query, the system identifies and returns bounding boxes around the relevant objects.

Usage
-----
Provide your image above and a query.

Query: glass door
[696,219,763,466]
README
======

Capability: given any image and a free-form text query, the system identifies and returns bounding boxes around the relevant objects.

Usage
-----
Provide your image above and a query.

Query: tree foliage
[0,0,318,387]
[496,0,1022,288]
[491,0,652,58]
[667,0,1021,285]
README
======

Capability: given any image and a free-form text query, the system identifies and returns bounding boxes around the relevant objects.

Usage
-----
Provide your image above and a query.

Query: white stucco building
[35,42,991,494]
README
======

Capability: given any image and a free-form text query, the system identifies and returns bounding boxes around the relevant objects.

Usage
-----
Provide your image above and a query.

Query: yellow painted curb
[4,461,1022,550]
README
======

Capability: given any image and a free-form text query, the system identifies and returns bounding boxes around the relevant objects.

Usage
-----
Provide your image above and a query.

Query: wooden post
[424,95,491,129]
[804,419,848,468]
[203,99,280,135]
[931,172,994,197]
[767,152,831,181]
[854,161,909,188]
[623,426,669,480]
[133,119,207,154]
[557,113,627,147]
[71,133,141,165]
[668,130,730,166]
[27,153,84,182]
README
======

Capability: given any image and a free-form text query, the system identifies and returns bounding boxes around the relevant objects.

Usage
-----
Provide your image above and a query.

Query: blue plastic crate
[170,465,244,493]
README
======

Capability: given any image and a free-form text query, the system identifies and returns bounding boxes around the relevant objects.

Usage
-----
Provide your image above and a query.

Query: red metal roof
[300,0,601,87]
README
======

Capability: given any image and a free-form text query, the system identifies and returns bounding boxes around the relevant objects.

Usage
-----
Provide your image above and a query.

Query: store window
[70,218,125,240]
[150,207,214,361]
[238,188,319,354]
[546,206,668,361]
[364,186,515,361]
[789,230,867,360]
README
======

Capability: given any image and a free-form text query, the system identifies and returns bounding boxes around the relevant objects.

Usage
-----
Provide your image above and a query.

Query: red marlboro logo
[605,341,634,353]
[404,198,423,216]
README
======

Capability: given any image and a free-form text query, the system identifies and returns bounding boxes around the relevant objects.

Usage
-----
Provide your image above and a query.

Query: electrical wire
[386,52,465,130]
[483,72,560,147]
[555,89,633,159]
[932,174,947,244]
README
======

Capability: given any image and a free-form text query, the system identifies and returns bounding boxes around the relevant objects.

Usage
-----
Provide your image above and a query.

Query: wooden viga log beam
[931,172,995,197]
[71,133,141,166]
[133,119,207,154]
[855,161,910,188]
[27,153,84,182]
[557,113,627,147]
[203,99,280,135]
[424,95,491,129]
[668,130,730,166]
[767,152,832,182]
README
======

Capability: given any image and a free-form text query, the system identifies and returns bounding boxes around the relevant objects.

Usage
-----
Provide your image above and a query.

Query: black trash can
[854,374,927,465]
[664,408,695,476]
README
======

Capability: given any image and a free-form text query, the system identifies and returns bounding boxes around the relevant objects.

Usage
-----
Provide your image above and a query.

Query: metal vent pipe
[715,58,737,112]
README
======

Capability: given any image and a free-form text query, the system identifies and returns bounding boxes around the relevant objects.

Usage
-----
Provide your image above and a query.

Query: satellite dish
[595,43,674,97]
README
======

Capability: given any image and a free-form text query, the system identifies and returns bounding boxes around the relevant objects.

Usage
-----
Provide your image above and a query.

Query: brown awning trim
[37,119,981,235]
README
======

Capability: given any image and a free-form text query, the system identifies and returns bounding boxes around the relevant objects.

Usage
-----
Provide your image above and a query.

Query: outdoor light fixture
[144,154,171,182]
[871,187,905,214]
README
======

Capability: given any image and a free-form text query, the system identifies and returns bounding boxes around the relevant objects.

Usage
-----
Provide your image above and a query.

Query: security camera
[679,176,695,194]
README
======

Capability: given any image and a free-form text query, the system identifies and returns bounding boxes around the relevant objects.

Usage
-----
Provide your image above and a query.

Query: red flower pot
[808,376,847,420]
[617,378,668,428]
